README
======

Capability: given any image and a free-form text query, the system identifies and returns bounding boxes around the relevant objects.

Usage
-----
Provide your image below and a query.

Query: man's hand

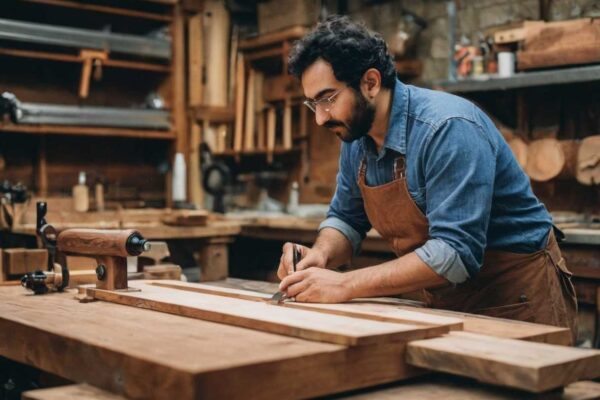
[277,242,327,280]
[279,267,354,303]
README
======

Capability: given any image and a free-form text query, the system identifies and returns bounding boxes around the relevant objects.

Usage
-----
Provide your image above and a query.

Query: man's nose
[314,107,330,126]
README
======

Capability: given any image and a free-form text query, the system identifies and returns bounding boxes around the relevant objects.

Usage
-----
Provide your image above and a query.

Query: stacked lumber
[81,280,600,396]
[494,19,600,70]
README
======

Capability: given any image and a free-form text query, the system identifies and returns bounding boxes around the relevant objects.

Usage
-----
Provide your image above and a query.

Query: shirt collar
[383,79,409,155]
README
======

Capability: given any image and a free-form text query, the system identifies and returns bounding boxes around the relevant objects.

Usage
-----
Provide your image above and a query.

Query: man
[276,15,577,341]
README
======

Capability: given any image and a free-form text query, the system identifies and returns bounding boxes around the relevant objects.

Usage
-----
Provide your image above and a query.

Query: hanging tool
[21,202,152,294]
[269,244,301,304]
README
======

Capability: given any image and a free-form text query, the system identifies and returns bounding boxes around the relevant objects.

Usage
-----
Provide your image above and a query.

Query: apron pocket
[473,302,534,322]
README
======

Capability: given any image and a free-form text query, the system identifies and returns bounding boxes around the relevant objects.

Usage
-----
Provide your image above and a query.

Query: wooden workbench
[2,277,598,399]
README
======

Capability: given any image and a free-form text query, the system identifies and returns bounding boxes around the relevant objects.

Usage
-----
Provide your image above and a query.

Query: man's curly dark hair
[288,15,396,90]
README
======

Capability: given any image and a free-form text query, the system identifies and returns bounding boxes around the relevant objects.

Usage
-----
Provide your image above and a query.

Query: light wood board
[150,280,463,331]
[86,281,445,346]
[406,331,600,393]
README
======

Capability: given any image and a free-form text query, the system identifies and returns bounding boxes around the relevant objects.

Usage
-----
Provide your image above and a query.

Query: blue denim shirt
[319,79,552,284]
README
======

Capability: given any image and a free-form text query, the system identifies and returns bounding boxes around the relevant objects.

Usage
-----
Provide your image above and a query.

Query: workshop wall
[347,0,599,82]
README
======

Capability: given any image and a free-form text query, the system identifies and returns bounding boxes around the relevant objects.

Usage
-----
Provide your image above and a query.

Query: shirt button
[519,294,528,303]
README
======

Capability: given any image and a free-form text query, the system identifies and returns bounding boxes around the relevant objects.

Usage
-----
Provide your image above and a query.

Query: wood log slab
[525,138,565,181]
[406,331,600,393]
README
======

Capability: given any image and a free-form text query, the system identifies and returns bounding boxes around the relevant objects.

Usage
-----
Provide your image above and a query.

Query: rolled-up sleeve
[415,117,497,283]
[319,143,371,255]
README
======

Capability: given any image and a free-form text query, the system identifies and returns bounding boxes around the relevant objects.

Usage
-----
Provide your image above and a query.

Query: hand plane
[21,201,151,294]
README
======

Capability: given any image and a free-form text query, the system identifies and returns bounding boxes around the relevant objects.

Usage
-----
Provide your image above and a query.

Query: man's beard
[324,90,375,143]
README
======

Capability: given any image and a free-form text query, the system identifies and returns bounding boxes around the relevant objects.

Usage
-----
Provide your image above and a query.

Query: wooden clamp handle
[57,229,140,258]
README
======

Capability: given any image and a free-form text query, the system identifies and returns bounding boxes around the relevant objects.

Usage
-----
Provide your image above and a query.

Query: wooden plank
[23,383,126,400]
[283,97,292,149]
[397,306,572,345]
[406,331,600,393]
[0,286,423,399]
[0,47,172,73]
[266,106,276,162]
[188,122,203,207]
[0,124,175,140]
[87,281,443,346]
[23,0,173,21]
[150,280,463,331]
[342,375,600,400]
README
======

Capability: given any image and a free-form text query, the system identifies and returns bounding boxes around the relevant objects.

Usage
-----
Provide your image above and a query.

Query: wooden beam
[86,281,444,346]
[233,53,245,152]
[244,68,256,151]
[406,331,600,393]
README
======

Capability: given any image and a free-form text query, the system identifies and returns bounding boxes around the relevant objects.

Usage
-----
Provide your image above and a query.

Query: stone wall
[346,0,600,82]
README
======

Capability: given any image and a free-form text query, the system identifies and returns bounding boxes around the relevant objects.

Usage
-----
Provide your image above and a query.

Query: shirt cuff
[318,217,362,255]
[414,239,470,284]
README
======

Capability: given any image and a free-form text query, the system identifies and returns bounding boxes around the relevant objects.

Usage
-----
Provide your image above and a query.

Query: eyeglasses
[303,88,344,113]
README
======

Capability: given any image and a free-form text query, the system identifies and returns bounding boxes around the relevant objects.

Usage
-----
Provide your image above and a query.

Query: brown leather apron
[357,156,578,344]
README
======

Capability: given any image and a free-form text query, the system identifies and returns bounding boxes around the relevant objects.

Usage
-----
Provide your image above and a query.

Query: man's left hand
[279,267,354,303]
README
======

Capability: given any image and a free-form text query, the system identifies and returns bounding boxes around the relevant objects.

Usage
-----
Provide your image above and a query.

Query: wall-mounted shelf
[0,18,172,60]
[22,0,174,22]
[213,147,301,157]
[433,64,600,93]
[0,48,171,73]
[0,124,176,140]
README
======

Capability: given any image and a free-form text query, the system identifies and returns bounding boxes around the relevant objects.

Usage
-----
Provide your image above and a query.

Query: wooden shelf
[0,124,176,140]
[239,26,308,51]
[23,0,174,21]
[433,64,600,93]
[0,48,171,73]
[213,147,301,157]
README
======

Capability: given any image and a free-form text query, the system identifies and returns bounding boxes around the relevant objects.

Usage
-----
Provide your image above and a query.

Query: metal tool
[1,93,171,130]
[269,244,301,304]
[0,18,171,59]
[21,202,151,294]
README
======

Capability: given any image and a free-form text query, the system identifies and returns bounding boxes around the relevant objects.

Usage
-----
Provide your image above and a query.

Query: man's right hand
[277,242,328,280]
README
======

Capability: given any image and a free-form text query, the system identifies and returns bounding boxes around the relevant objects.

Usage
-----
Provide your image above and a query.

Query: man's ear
[360,68,382,100]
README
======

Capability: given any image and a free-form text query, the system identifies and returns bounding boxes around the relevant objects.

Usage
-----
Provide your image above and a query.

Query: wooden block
[150,281,462,332]
[23,383,126,400]
[406,331,600,393]
[143,264,182,280]
[87,281,444,346]
[3,248,48,275]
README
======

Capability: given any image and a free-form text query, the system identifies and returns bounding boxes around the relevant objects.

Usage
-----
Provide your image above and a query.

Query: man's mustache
[324,120,346,129]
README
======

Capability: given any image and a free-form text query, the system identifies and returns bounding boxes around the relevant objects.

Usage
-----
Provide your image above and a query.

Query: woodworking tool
[1,92,170,129]
[269,244,301,304]
[21,202,152,294]
[0,180,29,229]
[0,18,171,59]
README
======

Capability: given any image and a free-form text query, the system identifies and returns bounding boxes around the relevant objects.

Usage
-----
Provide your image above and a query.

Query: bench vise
[21,201,150,294]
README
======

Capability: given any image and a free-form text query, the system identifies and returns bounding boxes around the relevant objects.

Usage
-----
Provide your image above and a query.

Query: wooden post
[189,122,204,207]
[244,68,255,151]
[188,13,204,106]
[233,53,245,153]
[266,106,276,163]
[198,237,233,281]
[283,97,292,150]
